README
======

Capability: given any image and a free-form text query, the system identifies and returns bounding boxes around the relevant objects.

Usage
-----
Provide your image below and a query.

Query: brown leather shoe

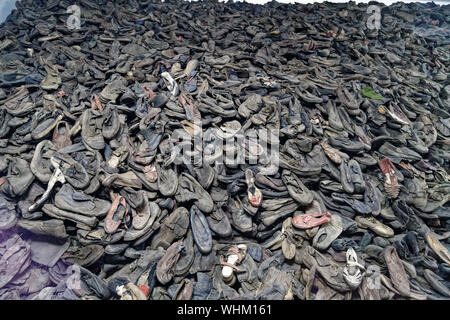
[426,233,450,266]
[52,121,72,150]
[173,279,193,300]
[384,246,410,297]
[156,240,182,285]
[104,195,128,234]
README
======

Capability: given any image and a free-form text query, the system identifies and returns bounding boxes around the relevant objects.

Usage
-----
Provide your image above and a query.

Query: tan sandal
[220,244,247,284]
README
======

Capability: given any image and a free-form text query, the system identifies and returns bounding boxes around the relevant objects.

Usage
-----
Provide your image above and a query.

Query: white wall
[0,0,17,23]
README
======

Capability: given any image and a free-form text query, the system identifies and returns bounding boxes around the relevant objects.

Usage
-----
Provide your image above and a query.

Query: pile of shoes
[0,0,449,300]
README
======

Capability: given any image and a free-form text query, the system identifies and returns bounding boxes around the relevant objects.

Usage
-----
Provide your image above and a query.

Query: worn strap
[219,256,241,272]
[219,246,245,271]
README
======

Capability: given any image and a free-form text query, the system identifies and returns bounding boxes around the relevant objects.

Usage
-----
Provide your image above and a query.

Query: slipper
[424,269,450,297]
[102,171,143,189]
[245,169,262,207]
[320,140,342,164]
[218,120,242,139]
[355,216,394,238]
[178,93,201,122]
[132,192,151,230]
[156,240,183,285]
[364,179,381,216]
[343,248,365,290]
[379,158,400,198]
[331,239,360,252]
[385,102,411,125]
[52,121,72,150]
[119,187,144,209]
[161,71,179,96]
[190,205,213,254]
[54,184,111,217]
[173,279,193,300]
[384,246,410,297]
[379,273,401,297]
[282,170,314,206]
[300,245,351,292]
[312,214,344,250]
[42,204,98,228]
[52,153,90,190]
[183,71,198,93]
[358,277,381,300]
[106,146,129,170]
[143,165,157,183]
[281,236,296,260]
[331,193,372,215]
[426,233,450,266]
[292,212,332,229]
[157,166,179,197]
[28,157,66,212]
[104,195,128,234]
[61,243,103,267]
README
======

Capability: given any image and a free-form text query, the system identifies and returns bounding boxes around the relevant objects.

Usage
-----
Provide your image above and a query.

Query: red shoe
[379,157,395,174]
[292,212,332,229]
[245,169,262,207]
[104,195,128,234]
